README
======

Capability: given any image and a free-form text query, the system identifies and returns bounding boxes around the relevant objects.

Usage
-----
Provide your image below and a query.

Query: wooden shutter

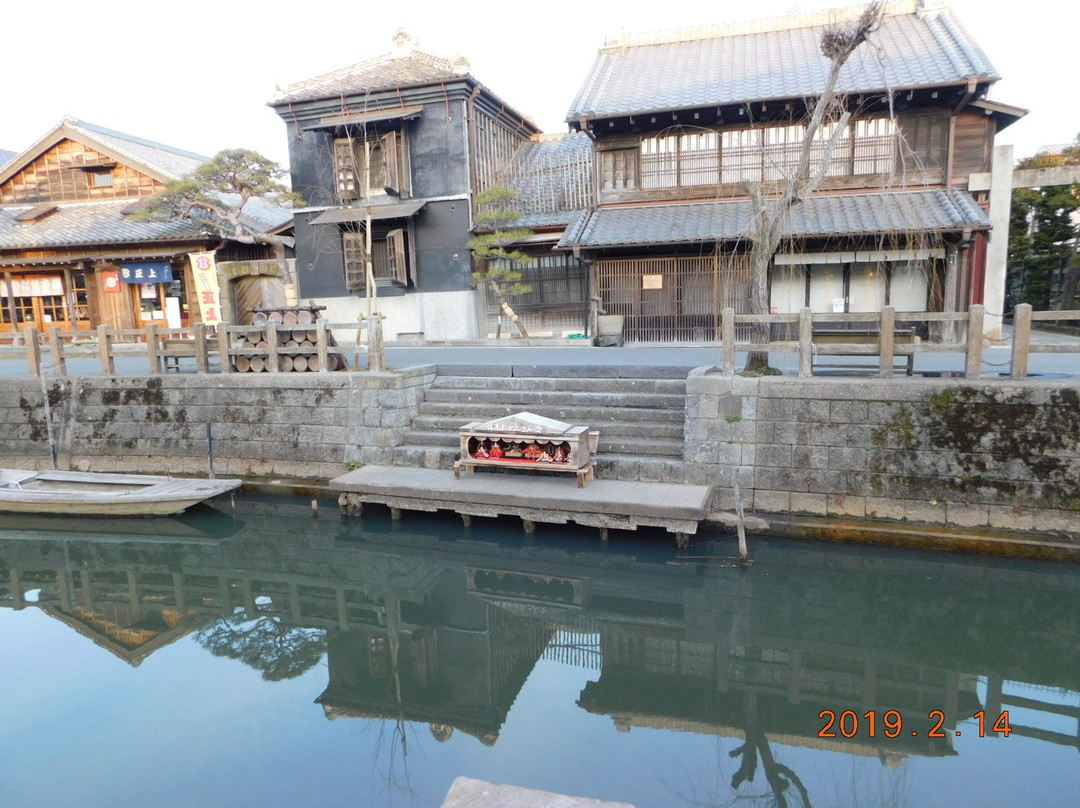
[387,228,407,285]
[343,232,367,290]
[380,131,399,194]
[334,140,359,200]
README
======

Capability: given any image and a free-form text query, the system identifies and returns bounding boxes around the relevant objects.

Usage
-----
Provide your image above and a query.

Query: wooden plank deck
[331,465,713,546]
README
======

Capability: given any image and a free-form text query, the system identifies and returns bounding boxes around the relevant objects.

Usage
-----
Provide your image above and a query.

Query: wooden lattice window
[853,118,898,175]
[343,229,408,289]
[601,149,638,191]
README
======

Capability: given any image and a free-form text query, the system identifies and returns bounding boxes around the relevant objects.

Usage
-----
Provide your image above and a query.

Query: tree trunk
[488,280,530,338]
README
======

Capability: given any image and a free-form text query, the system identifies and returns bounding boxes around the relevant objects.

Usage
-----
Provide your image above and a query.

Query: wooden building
[559,0,1026,342]
[0,118,291,341]
[269,30,544,341]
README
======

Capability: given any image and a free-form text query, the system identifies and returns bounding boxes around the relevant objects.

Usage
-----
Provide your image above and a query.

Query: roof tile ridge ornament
[602,1,918,49]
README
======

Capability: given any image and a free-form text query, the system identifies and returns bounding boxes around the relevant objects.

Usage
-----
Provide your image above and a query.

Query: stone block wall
[686,369,1080,536]
[0,366,436,480]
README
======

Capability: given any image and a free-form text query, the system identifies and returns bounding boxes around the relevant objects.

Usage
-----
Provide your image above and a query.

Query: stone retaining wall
[0,367,435,480]
[685,370,1080,537]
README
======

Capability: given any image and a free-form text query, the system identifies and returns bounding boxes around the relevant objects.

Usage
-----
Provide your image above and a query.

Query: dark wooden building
[269,29,543,341]
[560,0,1025,341]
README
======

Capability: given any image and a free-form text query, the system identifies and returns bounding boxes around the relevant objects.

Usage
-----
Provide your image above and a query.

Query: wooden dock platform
[331,465,713,546]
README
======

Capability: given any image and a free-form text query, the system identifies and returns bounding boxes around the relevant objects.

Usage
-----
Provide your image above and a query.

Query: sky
[2,0,1075,172]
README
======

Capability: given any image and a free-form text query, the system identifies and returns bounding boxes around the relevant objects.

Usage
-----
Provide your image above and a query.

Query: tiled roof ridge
[602,0,922,49]
[69,118,210,164]
[278,47,460,98]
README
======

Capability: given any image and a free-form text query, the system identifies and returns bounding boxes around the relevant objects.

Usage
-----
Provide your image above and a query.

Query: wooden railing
[8,321,356,377]
[2,303,1077,380]
[719,303,1080,380]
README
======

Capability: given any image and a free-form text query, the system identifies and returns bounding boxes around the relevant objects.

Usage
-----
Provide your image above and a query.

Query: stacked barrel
[233,306,345,372]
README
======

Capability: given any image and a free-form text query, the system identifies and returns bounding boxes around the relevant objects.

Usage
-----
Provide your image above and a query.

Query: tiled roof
[67,119,207,180]
[557,189,990,249]
[567,3,997,121]
[273,47,468,105]
[506,132,593,227]
[0,199,204,250]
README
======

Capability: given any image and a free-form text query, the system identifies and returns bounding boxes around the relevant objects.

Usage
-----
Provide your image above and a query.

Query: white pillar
[983,143,1014,342]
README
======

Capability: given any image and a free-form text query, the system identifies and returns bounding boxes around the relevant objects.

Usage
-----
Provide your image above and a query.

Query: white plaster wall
[310,290,482,341]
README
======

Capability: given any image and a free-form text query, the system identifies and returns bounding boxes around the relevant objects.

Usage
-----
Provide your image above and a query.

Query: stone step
[408,413,687,440]
[429,375,687,395]
[435,364,697,380]
[403,429,683,457]
[422,388,686,410]
[416,401,685,424]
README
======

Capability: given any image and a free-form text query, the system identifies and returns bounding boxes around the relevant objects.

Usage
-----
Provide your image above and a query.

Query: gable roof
[270,31,536,130]
[567,1,998,123]
[0,117,208,188]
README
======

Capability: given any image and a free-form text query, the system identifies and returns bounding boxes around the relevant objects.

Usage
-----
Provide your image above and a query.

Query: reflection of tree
[196,608,326,681]
[729,725,812,808]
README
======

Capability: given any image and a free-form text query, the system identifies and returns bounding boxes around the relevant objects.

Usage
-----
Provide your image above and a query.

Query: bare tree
[742,2,886,372]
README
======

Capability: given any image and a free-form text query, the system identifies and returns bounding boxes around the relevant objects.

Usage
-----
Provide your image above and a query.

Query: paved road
[3,326,1079,378]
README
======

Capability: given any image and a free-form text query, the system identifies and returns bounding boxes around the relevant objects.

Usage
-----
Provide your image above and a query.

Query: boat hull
[0,469,242,516]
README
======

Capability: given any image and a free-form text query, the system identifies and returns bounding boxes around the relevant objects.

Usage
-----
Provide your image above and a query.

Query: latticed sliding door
[596,254,751,342]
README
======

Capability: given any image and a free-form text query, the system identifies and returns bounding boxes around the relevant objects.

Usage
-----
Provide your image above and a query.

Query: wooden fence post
[194,322,209,373]
[722,308,736,375]
[98,324,115,375]
[48,326,66,377]
[316,319,329,373]
[879,306,896,379]
[798,307,813,377]
[145,323,161,373]
[24,326,41,376]
[965,304,984,380]
[266,319,280,373]
[1011,303,1032,380]
[218,324,232,373]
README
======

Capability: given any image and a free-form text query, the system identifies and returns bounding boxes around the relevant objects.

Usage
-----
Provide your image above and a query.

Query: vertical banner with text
[188,252,222,326]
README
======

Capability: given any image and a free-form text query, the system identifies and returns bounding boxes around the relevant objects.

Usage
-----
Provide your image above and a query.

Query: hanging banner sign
[10,275,64,296]
[120,261,174,284]
[188,251,222,325]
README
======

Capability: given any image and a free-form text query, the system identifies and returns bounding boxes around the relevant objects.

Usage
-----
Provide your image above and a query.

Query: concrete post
[722,307,736,375]
[965,304,984,380]
[798,307,813,377]
[984,143,1014,342]
[1011,303,1032,379]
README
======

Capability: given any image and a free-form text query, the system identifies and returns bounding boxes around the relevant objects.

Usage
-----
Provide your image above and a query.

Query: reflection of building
[1,503,1077,759]
[0,118,291,341]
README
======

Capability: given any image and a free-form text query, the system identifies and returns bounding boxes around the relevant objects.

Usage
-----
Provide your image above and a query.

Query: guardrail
[1,303,1077,380]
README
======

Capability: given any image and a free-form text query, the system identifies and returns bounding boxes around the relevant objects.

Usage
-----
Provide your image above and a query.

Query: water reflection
[0,497,1077,807]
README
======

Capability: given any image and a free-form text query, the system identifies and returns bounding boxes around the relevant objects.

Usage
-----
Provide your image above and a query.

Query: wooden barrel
[251,312,268,326]
[307,355,321,372]
[247,329,263,343]
[292,355,308,372]
[306,328,319,342]
[290,329,306,342]
[249,355,265,372]
[296,309,314,325]
[234,355,251,372]
[267,311,283,324]
[285,340,300,350]
[279,355,294,372]
[300,340,315,352]
[256,340,268,352]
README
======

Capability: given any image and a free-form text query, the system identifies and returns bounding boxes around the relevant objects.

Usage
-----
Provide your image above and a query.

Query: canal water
[1,495,1077,808]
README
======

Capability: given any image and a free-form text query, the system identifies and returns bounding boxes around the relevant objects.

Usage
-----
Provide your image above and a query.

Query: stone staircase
[391,365,693,483]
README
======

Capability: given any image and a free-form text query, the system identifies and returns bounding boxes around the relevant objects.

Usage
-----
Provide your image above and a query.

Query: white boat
[0,469,242,516]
